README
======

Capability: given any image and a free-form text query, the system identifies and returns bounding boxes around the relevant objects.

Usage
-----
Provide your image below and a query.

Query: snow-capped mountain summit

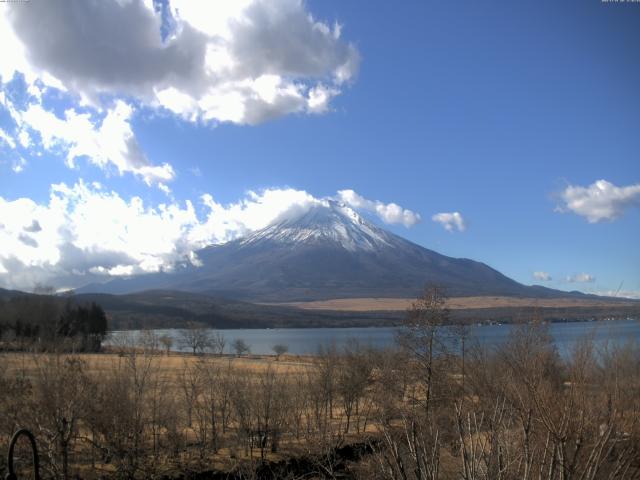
[76,200,580,302]
[240,200,393,252]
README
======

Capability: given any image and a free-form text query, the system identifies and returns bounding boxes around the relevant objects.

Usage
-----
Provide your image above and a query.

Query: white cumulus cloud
[0,183,417,290]
[1,0,359,125]
[533,271,552,282]
[432,212,466,232]
[337,190,421,227]
[16,100,174,186]
[557,179,640,223]
[0,182,309,289]
[566,273,595,283]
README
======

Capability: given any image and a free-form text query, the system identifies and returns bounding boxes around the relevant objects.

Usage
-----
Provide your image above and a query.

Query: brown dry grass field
[1,350,355,477]
[266,295,638,311]
[1,350,315,379]
[3,332,639,480]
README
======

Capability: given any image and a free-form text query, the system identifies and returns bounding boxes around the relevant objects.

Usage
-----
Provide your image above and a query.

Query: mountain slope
[76,201,586,301]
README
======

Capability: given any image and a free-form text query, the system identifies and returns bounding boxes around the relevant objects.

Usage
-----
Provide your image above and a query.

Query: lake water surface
[113,318,640,356]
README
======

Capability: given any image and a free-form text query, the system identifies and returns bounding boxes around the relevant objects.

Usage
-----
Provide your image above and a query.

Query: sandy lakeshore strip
[264,296,638,312]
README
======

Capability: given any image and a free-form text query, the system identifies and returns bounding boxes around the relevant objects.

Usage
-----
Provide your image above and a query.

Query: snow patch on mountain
[239,200,394,252]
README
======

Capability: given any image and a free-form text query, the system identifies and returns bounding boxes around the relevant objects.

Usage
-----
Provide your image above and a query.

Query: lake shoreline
[107,318,640,356]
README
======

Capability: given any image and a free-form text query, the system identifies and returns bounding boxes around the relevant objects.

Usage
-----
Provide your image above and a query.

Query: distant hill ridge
[1,287,637,330]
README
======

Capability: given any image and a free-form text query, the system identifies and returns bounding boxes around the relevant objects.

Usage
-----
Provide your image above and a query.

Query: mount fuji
[76,201,580,302]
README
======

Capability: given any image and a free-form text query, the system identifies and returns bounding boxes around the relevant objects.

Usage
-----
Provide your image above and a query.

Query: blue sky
[0,0,638,297]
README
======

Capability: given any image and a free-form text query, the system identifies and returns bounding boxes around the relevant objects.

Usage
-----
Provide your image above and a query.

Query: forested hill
[0,289,107,351]
[72,290,400,329]
[2,288,638,332]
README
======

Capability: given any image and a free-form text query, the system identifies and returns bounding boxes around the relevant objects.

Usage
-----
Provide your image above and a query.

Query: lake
[111,318,640,356]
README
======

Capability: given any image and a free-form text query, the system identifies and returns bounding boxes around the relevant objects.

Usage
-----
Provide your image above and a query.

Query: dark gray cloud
[18,232,38,248]
[229,1,359,80]
[56,243,137,273]
[0,242,139,290]
[7,0,208,101]
[4,0,359,124]
[23,219,41,232]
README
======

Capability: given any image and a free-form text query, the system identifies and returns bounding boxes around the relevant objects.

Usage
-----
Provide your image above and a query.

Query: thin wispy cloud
[432,212,466,232]
[566,273,595,283]
[590,289,640,300]
[533,271,552,282]
[0,127,16,149]
[11,157,26,174]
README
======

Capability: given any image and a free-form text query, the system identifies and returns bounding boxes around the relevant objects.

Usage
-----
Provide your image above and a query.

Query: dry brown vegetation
[1,288,639,479]
[1,345,377,479]
[268,296,638,312]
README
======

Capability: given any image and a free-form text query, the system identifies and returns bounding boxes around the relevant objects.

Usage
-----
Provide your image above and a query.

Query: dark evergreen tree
[0,295,108,351]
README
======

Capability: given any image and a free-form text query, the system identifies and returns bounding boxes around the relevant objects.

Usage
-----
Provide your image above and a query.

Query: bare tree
[253,366,290,459]
[272,343,288,360]
[108,330,135,356]
[316,343,339,423]
[140,329,160,354]
[178,360,201,428]
[195,358,225,454]
[398,284,452,416]
[84,350,159,479]
[232,338,251,357]
[159,334,173,355]
[336,341,372,433]
[208,331,226,356]
[31,355,93,480]
[179,325,213,355]
[0,361,32,469]
[229,374,254,456]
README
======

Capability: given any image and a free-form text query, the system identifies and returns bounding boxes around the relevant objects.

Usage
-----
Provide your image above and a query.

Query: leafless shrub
[337,341,373,434]
[30,354,93,480]
[232,338,251,356]
[159,333,173,355]
[84,350,159,478]
[179,325,214,355]
[273,343,288,360]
